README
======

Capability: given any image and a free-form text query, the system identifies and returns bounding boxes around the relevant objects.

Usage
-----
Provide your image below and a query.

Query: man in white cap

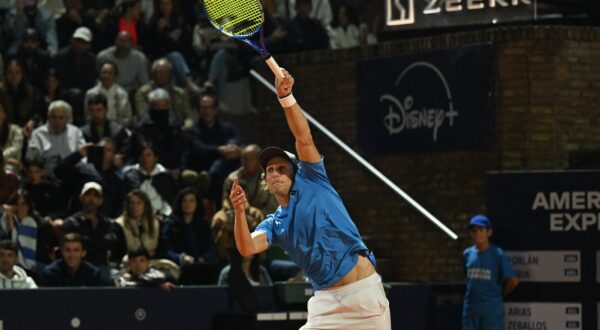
[62,181,126,282]
[54,26,97,121]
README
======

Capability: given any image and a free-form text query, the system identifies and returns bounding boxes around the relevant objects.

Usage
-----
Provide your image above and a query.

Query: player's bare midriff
[327,254,376,289]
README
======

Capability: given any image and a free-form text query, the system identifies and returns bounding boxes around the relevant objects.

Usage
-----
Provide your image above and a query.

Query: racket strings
[204,0,263,37]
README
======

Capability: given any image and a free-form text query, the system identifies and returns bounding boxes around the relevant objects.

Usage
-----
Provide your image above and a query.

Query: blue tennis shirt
[255,157,369,290]
[463,244,515,314]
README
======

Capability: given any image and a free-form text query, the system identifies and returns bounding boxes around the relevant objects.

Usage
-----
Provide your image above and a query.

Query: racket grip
[265,56,285,80]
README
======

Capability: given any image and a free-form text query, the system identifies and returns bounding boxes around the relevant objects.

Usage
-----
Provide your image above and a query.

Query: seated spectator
[56,0,99,49]
[54,26,97,124]
[134,59,194,128]
[192,14,258,103]
[0,153,19,204]
[41,233,104,286]
[94,138,127,218]
[0,240,37,289]
[3,0,59,55]
[41,68,66,115]
[0,190,39,273]
[282,0,330,52]
[145,0,198,93]
[22,156,66,219]
[221,144,278,216]
[96,31,149,93]
[212,199,263,264]
[80,93,129,152]
[115,190,161,258]
[84,62,133,126]
[124,142,178,217]
[115,0,144,46]
[81,0,119,53]
[163,188,217,285]
[330,3,360,49]
[133,88,184,171]
[62,182,126,281]
[27,100,85,171]
[115,247,175,291]
[183,93,241,211]
[8,28,51,90]
[218,248,272,286]
[0,103,23,170]
[274,0,333,28]
[0,59,44,129]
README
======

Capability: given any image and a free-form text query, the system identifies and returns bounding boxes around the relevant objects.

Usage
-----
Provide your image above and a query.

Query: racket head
[203,0,264,38]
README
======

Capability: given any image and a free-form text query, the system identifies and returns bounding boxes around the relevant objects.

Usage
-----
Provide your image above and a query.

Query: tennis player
[230,69,391,329]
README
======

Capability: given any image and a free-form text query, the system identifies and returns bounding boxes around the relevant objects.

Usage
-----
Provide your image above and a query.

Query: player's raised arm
[230,179,268,257]
[275,70,320,163]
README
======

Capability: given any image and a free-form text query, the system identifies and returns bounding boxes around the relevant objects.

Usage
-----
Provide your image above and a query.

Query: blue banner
[487,170,600,330]
[356,43,494,155]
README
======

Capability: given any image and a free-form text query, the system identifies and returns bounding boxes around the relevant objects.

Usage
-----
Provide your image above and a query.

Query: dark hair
[0,240,18,253]
[172,187,203,222]
[195,92,220,110]
[87,93,108,108]
[7,189,36,217]
[332,2,360,27]
[99,60,119,77]
[4,59,26,88]
[61,233,84,248]
[136,139,158,161]
[152,0,180,22]
[24,155,45,170]
[127,246,150,260]
[122,189,155,235]
[121,0,140,14]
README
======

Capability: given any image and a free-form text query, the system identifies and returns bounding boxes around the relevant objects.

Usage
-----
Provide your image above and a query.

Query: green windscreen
[204,0,264,37]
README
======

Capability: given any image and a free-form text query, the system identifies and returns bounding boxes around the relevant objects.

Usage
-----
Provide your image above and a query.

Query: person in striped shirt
[1,189,38,273]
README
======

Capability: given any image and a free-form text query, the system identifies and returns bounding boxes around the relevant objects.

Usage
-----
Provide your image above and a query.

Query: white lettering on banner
[507,251,580,282]
[505,303,581,330]
[530,191,600,231]
[379,62,459,142]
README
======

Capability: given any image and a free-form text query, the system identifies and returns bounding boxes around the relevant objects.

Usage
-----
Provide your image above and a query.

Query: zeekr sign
[386,0,535,30]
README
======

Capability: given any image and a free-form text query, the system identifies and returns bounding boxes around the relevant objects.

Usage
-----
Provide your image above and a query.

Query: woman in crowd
[163,187,217,284]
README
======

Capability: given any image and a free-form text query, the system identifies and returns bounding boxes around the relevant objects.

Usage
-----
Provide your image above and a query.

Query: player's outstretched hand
[229,179,247,212]
[275,68,295,98]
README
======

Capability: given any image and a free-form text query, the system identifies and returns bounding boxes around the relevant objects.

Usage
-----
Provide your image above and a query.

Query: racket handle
[265,56,285,80]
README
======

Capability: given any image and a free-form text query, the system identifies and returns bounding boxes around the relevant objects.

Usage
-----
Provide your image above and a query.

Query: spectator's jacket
[124,164,178,216]
[80,119,130,155]
[41,259,104,287]
[4,7,58,54]
[63,212,127,266]
[163,214,217,265]
[183,119,241,172]
[0,265,38,289]
[133,110,184,170]
[134,83,193,128]
[54,46,97,91]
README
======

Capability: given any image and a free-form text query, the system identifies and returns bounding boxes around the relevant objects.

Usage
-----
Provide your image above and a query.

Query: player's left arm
[276,69,320,163]
[503,277,519,297]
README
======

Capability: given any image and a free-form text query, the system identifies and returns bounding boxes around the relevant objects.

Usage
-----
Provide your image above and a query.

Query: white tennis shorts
[300,273,391,330]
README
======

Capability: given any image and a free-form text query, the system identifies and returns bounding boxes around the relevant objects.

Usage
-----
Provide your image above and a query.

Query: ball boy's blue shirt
[255,157,369,290]
[463,244,515,313]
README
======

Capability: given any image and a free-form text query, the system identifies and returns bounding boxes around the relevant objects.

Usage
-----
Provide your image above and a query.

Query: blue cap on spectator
[469,214,491,228]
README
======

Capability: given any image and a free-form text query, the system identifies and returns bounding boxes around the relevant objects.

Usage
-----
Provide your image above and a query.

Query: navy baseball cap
[259,147,299,170]
[469,214,491,228]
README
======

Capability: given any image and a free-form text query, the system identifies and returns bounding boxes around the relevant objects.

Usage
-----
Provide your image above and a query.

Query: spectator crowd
[0,0,375,290]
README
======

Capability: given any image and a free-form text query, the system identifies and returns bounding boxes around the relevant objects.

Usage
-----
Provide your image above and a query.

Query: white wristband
[278,93,297,108]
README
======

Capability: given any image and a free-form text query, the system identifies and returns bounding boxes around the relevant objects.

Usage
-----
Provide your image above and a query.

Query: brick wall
[248,26,600,282]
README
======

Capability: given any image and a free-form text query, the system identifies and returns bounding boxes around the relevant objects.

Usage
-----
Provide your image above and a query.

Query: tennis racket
[203,0,285,80]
